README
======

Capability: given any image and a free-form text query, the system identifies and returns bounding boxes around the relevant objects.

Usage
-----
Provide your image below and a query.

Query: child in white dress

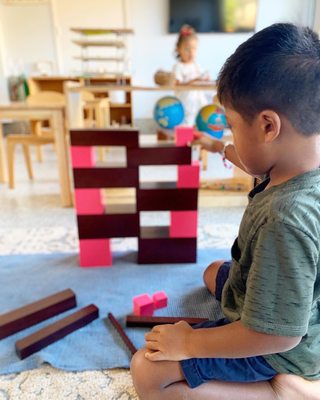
[173,25,209,126]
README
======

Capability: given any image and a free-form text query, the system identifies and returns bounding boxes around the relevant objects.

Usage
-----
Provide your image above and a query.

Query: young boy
[130,23,320,399]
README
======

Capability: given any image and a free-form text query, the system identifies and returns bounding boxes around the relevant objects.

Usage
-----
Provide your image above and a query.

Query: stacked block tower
[70,127,199,267]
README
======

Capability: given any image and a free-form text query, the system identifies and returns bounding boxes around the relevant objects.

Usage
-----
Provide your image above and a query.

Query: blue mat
[0,249,229,374]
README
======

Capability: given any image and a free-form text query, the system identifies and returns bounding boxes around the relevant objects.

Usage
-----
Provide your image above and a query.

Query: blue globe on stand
[154,96,185,129]
[196,104,227,139]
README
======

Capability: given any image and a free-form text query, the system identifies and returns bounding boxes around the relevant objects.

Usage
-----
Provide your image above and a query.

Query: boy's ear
[258,110,281,143]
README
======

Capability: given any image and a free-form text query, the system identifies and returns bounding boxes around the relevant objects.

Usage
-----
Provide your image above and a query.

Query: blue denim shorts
[180,261,277,388]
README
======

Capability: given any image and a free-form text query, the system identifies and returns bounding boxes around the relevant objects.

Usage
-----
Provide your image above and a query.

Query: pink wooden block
[79,239,112,267]
[71,146,95,167]
[177,163,200,188]
[170,211,198,238]
[152,291,168,309]
[75,189,104,215]
[133,294,154,316]
[175,126,195,146]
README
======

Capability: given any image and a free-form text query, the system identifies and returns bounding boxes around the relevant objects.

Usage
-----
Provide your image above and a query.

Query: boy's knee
[203,259,225,293]
[131,348,147,383]
[131,348,157,396]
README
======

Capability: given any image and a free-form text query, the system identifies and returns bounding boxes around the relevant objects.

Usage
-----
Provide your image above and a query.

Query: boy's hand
[144,321,193,362]
[191,131,225,154]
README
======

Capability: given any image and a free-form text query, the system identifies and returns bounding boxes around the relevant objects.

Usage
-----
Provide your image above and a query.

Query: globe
[196,104,227,139]
[154,96,185,129]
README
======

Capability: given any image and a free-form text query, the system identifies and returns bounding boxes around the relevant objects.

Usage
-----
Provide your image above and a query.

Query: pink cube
[152,291,168,309]
[175,126,195,146]
[70,146,95,167]
[133,294,154,316]
[79,239,112,267]
[177,162,200,188]
[74,189,104,215]
[170,210,198,238]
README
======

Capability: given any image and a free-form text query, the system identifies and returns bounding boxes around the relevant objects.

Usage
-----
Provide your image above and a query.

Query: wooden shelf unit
[28,76,80,95]
[71,27,134,76]
[28,75,133,126]
[74,56,125,62]
[82,76,132,126]
[70,28,134,35]
[72,40,126,48]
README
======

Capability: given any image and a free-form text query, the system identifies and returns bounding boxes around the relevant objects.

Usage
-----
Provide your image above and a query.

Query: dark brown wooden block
[15,304,99,359]
[138,237,197,264]
[139,182,176,190]
[108,312,137,355]
[73,168,139,188]
[140,226,169,239]
[0,289,76,340]
[78,214,139,239]
[126,315,208,327]
[105,203,136,215]
[70,129,139,147]
[127,146,191,166]
[137,188,198,211]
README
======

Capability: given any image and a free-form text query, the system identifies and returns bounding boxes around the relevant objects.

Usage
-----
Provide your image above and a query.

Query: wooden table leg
[52,111,73,207]
[0,123,6,183]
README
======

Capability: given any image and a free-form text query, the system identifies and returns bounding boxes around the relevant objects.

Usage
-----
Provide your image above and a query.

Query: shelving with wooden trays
[71,27,134,77]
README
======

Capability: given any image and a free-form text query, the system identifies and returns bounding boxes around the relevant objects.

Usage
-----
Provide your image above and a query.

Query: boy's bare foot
[271,374,320,400]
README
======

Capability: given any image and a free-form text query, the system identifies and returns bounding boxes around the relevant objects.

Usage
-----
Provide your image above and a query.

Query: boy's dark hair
[217,23,320,135]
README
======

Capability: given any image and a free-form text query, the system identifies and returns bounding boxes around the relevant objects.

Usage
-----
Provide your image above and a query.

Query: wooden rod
[15,304,99,359]
[0,289,76,340]
[108,312,137,355]
[126,315,209,328]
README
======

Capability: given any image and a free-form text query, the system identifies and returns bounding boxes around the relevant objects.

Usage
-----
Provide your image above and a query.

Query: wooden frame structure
[70,128,200,266]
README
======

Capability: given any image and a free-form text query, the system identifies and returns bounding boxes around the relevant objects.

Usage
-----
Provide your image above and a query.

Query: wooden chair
[6,91,65,189]
[81,90,96,127]
[81,92,110,128]
[28,92,66,162]
[64,83,111,162]
[64,81,110,129]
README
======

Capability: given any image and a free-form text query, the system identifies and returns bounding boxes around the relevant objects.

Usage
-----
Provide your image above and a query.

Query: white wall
[0,0,315,113]
[51,0,315,80]
[313,0,320,32]
[0,17,8,102]
[0,3,56,76]
[50,0,125,74]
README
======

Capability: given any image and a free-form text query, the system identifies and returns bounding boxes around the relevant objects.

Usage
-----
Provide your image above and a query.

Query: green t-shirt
[221,169,320,379]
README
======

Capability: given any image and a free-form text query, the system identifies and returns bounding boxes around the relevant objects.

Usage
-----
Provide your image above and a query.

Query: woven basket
[154,70,176,86]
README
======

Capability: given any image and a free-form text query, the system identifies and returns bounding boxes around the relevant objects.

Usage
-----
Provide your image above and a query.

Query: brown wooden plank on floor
[0,289,76,340]
[15,304,99,359]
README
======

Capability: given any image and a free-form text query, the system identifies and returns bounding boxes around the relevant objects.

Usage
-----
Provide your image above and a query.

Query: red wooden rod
[108,312,137,355]
[126,315,208,328]
[0,289,76,340]
[16,304,99,359]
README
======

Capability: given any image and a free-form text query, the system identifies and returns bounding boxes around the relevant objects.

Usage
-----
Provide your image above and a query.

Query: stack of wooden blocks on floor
[70,126,199,267]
